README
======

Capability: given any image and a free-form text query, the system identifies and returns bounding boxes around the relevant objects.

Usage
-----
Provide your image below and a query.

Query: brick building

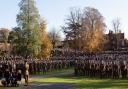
[104,30,125,50]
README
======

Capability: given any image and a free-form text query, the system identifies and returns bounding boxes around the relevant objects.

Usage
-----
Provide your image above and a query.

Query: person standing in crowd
[4,65,10,86]
[23,61,29,86]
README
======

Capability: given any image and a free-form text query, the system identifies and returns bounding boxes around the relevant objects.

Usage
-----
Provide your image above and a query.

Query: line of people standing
[74,51,128,79]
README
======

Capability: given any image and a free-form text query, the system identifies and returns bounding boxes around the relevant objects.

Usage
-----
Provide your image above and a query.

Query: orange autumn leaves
[38,18,52,58]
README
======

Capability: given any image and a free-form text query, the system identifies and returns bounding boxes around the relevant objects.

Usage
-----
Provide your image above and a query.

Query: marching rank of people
[74,51,128,79]
[0,56,74,87]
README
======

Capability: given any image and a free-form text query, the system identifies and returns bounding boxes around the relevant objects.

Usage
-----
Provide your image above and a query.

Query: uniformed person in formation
[23,61,29,86]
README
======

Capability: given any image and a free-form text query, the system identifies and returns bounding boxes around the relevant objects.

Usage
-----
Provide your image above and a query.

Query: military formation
[74,51,128,79]
[0,56,74,77]
[0,51,75,86]
[0,49,128,82]
[28,59,74,74]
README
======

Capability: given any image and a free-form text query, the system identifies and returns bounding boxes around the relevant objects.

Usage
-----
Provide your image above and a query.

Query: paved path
[21,82,75,89]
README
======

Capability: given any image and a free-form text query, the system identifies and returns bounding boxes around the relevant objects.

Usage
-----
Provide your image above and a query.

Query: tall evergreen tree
[16,0,41,57]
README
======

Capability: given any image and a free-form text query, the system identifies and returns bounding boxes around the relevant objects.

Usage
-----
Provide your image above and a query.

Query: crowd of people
[74,51,128,79]
[49,49,128,79]
[51,49,128,79]
[0,55,74,86]
[1,49,128,87]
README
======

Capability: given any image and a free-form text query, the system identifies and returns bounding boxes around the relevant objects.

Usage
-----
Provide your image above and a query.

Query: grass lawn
[32,69,128,89]
[0,87,40,89]
[31,68,74,76]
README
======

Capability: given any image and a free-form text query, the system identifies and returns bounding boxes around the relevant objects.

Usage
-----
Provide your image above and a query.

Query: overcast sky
[0,0,128,38]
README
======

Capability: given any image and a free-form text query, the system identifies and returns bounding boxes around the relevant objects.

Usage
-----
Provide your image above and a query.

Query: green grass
[31,68,74,76]
[32,70,128,89]
[0,87,23,89]
[0,87,41,89]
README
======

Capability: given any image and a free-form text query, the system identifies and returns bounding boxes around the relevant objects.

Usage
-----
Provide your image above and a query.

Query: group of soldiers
[74,51,128,79]
[1,50,128,81]
[0,56,74,77]
[28,59,74,74]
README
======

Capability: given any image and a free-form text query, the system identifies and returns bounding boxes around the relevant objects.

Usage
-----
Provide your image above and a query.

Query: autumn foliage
[38,18,53,58]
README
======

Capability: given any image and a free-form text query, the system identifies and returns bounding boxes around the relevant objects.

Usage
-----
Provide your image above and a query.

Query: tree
[8,27,22,55]
[0,28,10,51]
[112,18,121,49]
[48,28,61,48]
[38,18,52,58]
[62,7,106,52]
[112,18,121,34]
[16,0,41,57]
[62,8,82,49]
[82,7,106,52]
